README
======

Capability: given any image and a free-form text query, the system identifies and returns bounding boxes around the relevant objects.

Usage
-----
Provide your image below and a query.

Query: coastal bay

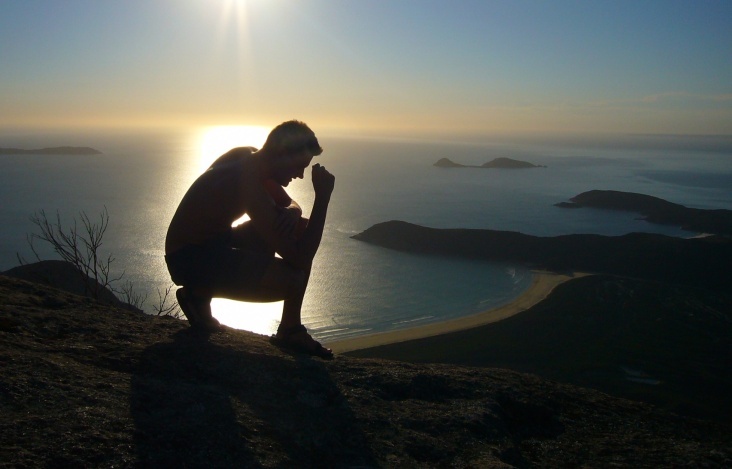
[328,270,581,353]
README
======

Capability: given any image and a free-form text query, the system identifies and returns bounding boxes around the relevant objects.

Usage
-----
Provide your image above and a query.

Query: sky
[1,0,731,138]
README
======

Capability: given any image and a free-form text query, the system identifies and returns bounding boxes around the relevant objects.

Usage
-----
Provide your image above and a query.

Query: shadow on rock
[130,329,376,467]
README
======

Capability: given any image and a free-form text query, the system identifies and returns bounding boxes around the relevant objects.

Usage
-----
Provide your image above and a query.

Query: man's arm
[264,179,303,239]
[244,164,334,270]
[288,163,334,268]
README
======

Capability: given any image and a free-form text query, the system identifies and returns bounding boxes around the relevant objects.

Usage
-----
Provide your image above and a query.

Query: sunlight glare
[212,298,283,336]
[196,124,283,333]
[198,125,269,172]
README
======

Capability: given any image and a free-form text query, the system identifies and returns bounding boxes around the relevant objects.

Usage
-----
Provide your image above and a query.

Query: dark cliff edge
[0,146,102,155]
[556,189,732,235]
[434,157,545,168]
[352,220,732,291]
[1,274,730,467]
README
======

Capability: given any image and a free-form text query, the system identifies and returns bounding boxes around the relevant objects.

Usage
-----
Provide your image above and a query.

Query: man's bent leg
[176,287,221,332]
[212,259,331,357]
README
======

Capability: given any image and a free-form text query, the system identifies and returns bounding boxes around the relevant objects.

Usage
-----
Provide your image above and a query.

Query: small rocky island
[0,146,102,155]
[435,157,545,169]
[556,190,732,236]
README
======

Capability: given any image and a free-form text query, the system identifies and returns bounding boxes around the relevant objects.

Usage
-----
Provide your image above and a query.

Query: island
[434,157,545,168]
[434,157,467,168]
[556,190,732,235]
[0,146,102,155]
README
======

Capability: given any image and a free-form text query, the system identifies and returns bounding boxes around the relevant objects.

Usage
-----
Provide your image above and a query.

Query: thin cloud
[642,92,732,103]
[591,92,732,107]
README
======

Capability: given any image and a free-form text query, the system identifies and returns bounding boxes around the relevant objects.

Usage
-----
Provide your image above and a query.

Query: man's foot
[270,324,333,359]
[176,287,222,333]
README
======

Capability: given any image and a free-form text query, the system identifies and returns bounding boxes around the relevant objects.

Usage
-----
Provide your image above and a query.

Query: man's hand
[312,163,335,197]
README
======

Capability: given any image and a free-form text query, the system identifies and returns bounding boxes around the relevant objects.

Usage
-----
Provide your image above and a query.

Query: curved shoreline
[327,271,585,353]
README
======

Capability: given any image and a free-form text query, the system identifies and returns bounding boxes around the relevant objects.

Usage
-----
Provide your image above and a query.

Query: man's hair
[261,120,323,157]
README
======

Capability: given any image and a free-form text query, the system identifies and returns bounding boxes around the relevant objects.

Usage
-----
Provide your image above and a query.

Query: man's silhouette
[165,120,334,358]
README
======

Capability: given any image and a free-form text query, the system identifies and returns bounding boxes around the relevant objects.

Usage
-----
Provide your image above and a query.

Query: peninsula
[352,220,732,291]
[434,157,545,168]
[0,146,102,155]
[556,190,732,235]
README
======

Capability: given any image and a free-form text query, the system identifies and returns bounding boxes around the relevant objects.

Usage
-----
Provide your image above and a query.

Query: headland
[556,189,732,235]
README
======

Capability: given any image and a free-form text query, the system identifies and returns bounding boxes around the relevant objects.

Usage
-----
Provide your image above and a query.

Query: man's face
[273,150,313,186]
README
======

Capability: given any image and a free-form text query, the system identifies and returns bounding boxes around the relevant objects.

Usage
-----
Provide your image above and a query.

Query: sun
[197,125,269,172]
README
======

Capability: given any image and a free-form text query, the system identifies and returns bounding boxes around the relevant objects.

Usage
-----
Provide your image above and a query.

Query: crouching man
[165,120,334,358]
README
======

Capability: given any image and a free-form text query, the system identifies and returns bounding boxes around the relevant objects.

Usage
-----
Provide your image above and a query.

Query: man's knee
[260,260,309,298]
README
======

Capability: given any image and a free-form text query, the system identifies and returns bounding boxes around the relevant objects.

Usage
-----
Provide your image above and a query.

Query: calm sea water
[1,129,731,341]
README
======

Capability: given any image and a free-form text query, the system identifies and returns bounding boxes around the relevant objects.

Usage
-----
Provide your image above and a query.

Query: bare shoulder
[209,146,257,169]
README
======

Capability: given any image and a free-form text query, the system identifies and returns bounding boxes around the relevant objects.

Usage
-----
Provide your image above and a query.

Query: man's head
[261,120,323,186]
[261,120,323,159]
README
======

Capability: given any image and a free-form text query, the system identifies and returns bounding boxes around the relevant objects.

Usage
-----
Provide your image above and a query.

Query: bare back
[165,148,265,254]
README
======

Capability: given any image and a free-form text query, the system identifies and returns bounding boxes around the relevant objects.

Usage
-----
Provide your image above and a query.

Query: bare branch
[116,280,148,311]
[153,284,182,318]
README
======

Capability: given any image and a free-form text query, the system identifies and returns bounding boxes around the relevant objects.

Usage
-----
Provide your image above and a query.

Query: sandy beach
[327,271,585,353]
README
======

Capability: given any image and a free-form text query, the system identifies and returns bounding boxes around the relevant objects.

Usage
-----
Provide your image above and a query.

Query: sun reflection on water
[197,124,269,171]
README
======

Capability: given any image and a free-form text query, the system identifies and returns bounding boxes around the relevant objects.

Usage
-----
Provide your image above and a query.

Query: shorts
[164,223,274,297]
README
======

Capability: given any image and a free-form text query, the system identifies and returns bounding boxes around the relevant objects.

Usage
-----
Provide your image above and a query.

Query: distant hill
[3,260,140,312]
[434,157,544,168]
[352,220,732,291]
[556,190,732,235]
[0,146,102,155]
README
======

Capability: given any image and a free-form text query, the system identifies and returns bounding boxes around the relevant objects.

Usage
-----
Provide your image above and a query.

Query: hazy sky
[2,0,731,137]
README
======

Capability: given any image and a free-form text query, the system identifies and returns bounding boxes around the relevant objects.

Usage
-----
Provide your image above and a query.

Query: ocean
[1,128,731,341]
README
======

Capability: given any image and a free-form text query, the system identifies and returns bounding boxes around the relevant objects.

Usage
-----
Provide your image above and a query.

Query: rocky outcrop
[556,190,732,235]
[1,275,729,467]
